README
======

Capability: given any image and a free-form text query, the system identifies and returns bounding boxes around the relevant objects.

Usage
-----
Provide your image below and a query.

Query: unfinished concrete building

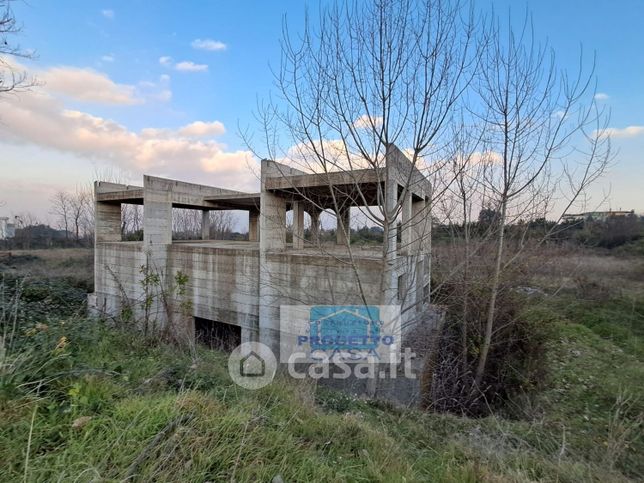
[89,145,432,378]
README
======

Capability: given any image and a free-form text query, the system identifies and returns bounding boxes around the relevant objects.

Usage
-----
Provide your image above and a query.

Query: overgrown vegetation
[1,247,642,481]
[424,210,644,417]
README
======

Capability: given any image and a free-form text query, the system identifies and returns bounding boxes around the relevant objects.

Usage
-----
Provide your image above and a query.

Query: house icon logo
[240,351,265,377]
[228,342,277,390]
[309,305,381,351]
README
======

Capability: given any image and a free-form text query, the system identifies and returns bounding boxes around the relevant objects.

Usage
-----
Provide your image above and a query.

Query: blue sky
[1,0,643,220]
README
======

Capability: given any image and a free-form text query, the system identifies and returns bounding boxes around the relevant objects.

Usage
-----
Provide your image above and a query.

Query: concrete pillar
[248,209,259,242]
[143,176,173,330]
[259,160,293,355]
[259,192,286,251]
[292,201,304,249]
[143,177,172,246]
[336,206,351,246]
[95,201,121,243]
[93,193,123,320]
[411,198,427,254]
[309,209,321,245]
[201,210,210,240]
[399,190,413,254]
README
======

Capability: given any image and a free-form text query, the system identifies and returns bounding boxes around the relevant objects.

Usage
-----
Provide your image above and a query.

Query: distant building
[561,210,635,224]
[0,217,16,240]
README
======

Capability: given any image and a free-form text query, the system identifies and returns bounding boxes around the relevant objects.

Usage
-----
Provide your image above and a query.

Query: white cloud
[604,126,644,139]
[178,121,226,137]
[154,90,172,102]
[353,114,384,129]
[101,9,114,19]
[285,139,373,172]
[159,57,209,73]
[191,39,227,51]
[0,90,255,186]
[41,66,142,105]
[594,92,609,101]
[175,61,208,72]
[137,75,172,103]
[470,150,503,165]
[159,56,173,67]
[140,120,225,140]
[101,54,115,62]
[0,59,254,187]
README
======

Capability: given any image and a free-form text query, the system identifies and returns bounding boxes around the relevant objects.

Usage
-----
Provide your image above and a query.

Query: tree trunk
[473,198,506,389]
[461,194,469,373]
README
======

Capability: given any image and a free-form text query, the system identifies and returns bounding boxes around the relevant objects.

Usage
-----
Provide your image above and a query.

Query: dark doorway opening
[194,317,241,351]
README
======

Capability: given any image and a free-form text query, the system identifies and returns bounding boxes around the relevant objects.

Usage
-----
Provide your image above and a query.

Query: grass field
[0,247,642,482]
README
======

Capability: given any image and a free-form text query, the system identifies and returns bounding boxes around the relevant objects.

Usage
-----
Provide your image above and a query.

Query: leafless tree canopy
[250,0,483,227]
[50,187,94,244]
[246,0,612,412]
[0,0,35,95]
[172,209,234,240]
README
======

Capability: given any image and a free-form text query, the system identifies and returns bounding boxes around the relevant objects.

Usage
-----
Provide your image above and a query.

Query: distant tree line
[433,207,643,250]
[1,189,241,249]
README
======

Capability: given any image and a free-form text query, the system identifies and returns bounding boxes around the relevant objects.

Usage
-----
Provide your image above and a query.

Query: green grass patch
[2,251,643,482]
[1,309,642,482]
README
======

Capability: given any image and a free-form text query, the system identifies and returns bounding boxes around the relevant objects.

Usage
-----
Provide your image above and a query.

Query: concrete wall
[259,249,385,355]
[93,242,145,317]
[92,240,389,347]
[168,244,259,341]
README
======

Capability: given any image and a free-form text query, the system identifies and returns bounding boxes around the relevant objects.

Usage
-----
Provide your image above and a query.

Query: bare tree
[470,16,610,389]
[172,209,201,239]
[69,188,91,244]
[172,209,234,240]
[50,187,93,244]
[13,211,39,249]
[0,0,36,96]
[247,0,482,313]
[51,191,71,241]
[121,203,143,238]
[210,211,234,239]
[246,0,610,411]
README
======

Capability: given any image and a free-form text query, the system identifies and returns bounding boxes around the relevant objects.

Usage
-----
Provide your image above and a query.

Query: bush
[427,253,550,417]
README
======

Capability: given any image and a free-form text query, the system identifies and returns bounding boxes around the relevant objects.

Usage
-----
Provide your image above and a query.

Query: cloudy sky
[1,0,643,221]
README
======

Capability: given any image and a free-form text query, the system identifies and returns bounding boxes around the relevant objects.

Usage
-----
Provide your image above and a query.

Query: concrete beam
[95,189,144,204]
[95,181,143,194]
[264,168,381,191]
